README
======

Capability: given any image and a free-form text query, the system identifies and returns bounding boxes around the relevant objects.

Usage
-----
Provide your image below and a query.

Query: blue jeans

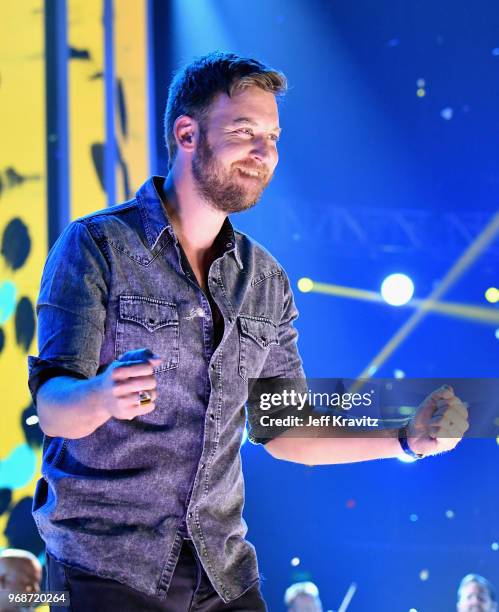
[45,540,267,611]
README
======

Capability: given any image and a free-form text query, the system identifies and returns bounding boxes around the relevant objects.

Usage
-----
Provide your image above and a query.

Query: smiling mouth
[235,167,263,179]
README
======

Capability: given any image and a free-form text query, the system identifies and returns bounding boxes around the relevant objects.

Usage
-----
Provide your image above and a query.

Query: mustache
[233,161,269,177]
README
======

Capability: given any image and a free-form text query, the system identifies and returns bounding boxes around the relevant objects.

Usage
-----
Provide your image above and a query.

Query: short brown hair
[164,51,287,168]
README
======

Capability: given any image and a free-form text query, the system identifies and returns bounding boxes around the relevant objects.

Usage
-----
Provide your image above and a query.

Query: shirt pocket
[115,295,179,373]
[238,315,279,382]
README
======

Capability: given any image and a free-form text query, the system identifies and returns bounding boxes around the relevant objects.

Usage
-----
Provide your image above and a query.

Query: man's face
[0,555,42,610]
[191,85,280,213]
[457,581,497,612]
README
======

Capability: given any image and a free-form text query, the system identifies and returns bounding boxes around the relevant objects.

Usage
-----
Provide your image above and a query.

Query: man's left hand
[406,385,469,457]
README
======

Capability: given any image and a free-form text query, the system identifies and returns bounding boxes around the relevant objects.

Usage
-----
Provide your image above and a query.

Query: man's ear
[173,115,198,153]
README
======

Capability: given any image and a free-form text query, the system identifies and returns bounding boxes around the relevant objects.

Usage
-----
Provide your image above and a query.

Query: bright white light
[291,557,300,567]
[381,274,414,306]
[25,415,39,426]
[495,328,499,340]
[492,542,499,551]
[394,369,406,379]
[297,277,313,293]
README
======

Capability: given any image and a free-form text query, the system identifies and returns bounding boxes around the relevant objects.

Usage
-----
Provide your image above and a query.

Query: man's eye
[269,134,280,142]
[236,128,253,136]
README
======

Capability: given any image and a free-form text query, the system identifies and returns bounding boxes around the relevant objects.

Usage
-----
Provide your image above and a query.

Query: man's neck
[161,170,226,255]
[161,169,227,288]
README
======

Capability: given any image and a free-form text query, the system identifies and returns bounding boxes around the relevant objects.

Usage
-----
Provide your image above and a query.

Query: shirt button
[210,413,215,420]
[226,242,232,248]
[201,463,206,469]
[188,512,193,518]
[228,316,233,324]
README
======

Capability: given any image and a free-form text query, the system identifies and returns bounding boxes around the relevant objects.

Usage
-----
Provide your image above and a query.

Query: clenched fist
[406,385,469,457]
[97,348,162,421]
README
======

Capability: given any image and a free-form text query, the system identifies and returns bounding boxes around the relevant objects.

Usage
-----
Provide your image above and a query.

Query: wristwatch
[398,426,424,459]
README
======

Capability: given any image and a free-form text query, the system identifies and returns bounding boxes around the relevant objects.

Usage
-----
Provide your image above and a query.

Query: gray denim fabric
[27,176,305,603]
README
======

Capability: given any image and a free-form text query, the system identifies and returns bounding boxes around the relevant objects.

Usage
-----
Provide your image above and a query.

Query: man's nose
[249,136,275,163]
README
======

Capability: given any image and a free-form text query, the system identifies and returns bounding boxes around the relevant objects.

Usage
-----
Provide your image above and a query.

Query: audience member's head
[457,574,497,612]
[0,549,42,611]
[285,581,323,612]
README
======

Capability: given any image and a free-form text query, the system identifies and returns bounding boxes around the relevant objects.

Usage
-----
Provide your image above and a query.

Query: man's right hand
[37,348,164,438]
[97,348,162,421]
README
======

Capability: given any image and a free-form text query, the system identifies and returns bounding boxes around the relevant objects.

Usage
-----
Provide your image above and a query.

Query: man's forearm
[265,428,405,465]
[37,376,110,439]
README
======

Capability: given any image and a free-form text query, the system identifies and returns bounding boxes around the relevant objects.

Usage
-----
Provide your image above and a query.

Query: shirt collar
[136,176,243,270]
[213,216,243,269]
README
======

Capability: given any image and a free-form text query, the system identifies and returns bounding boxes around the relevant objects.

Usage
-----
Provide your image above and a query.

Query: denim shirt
[27,176,305,603]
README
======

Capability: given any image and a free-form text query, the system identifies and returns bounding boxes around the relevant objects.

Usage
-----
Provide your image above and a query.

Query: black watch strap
[398,426,424,459]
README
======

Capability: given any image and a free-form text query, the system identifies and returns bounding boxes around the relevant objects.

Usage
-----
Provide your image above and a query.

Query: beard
[191,126,273,214]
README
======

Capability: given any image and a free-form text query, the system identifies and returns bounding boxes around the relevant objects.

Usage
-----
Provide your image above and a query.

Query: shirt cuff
[27,356,89,406]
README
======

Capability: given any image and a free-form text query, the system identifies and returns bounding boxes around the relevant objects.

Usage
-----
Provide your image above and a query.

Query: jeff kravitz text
[259,414,380,427]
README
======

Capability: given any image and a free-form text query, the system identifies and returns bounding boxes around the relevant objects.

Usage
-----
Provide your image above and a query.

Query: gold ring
[139,391,152,406]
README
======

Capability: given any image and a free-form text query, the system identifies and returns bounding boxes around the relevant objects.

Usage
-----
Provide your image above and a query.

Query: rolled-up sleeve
[28,220,110,406]
[246,269,307,445]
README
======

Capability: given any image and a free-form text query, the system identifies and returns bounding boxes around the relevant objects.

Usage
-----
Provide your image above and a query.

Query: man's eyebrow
[230,117,282,134]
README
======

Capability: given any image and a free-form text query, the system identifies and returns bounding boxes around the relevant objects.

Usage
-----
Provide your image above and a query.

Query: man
[284,581,323,612]
[0,549,42,611]
[28,52,469,611]
[457,574,497,612]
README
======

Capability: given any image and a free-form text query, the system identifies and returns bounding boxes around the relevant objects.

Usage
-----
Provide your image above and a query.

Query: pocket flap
[238,316,278,348]
[119,296,178,332]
